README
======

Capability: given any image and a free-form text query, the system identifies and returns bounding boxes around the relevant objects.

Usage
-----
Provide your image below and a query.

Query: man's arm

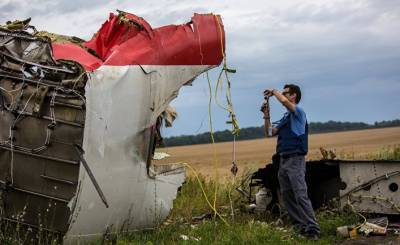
[264,117,279,137]
[261,102,278,137]
[264,89,296,113]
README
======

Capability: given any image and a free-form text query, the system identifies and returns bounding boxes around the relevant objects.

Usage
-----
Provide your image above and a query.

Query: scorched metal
[0,11,225,243]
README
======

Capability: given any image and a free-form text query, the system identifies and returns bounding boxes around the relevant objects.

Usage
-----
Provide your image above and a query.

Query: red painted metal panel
[52,12,225,70]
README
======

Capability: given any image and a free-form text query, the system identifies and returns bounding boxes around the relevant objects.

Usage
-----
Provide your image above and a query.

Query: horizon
[164,118,400,138]
[1,1,399,137]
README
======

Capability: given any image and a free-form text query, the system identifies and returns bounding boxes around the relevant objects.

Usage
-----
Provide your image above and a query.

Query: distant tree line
[162,119,400,147]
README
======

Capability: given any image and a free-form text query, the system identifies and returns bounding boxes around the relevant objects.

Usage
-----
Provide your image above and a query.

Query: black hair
[283,84,301,103]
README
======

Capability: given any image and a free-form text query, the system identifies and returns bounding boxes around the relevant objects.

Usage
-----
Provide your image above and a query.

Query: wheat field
[154,127,400,177]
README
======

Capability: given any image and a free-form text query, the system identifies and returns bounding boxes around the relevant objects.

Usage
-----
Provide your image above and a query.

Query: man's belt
[280,152,305,159]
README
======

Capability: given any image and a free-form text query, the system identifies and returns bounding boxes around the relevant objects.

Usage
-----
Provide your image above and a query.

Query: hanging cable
[179,14,240,223]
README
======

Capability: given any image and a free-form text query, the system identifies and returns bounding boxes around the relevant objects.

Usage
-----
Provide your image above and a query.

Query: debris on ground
[180,234,201,241]
[152,152,171,160]
[337,222,386,238]
[192,212,213,222]
[242,153,400,244]
[245,155,400,215]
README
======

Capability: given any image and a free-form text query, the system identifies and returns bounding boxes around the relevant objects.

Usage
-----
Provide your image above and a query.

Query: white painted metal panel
[64,64,212,243]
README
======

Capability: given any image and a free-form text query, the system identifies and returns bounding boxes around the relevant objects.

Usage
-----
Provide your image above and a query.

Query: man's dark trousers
[278,155,320,234]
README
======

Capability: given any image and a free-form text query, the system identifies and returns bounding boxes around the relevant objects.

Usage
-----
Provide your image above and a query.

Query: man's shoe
[295,227,307,235]
[304,232,320,241]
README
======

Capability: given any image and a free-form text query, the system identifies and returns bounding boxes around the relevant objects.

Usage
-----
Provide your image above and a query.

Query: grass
[115,145,400,245]
[115,176,359,245]
[338,144,400,160]
[0,220,62,245]
[1,145,399,244]
[372,145,400,160]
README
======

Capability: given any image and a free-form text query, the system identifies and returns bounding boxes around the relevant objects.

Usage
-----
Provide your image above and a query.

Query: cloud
[1,0,399,135]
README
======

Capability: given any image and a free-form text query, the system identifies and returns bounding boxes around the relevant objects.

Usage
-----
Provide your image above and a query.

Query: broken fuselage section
[0,11,225,243]
[249,155,400,215]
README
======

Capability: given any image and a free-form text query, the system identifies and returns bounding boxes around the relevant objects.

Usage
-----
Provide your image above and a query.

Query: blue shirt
[274,105,307,136]
[274,105,308,154]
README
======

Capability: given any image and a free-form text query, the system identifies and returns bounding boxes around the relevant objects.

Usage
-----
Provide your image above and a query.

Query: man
[261,84,320,240]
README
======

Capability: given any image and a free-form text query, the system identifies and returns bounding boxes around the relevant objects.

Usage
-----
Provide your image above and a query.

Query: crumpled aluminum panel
[0,11,225,243]
[339,160,400,215]
[63,64,212,243]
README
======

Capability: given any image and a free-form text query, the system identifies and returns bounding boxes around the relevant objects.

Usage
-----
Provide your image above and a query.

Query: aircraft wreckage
[248,154,400,215]
[0,11,225,243]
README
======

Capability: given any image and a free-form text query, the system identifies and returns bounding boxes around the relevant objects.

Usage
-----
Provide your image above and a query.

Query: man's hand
[260,101,270,118]
[264,88,296,113]
[263,89,276,98]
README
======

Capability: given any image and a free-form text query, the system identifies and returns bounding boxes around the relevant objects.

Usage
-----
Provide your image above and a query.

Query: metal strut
[74,144,109,208]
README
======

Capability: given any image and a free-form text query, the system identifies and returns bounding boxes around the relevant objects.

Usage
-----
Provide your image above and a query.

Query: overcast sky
[1,0,399,136]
